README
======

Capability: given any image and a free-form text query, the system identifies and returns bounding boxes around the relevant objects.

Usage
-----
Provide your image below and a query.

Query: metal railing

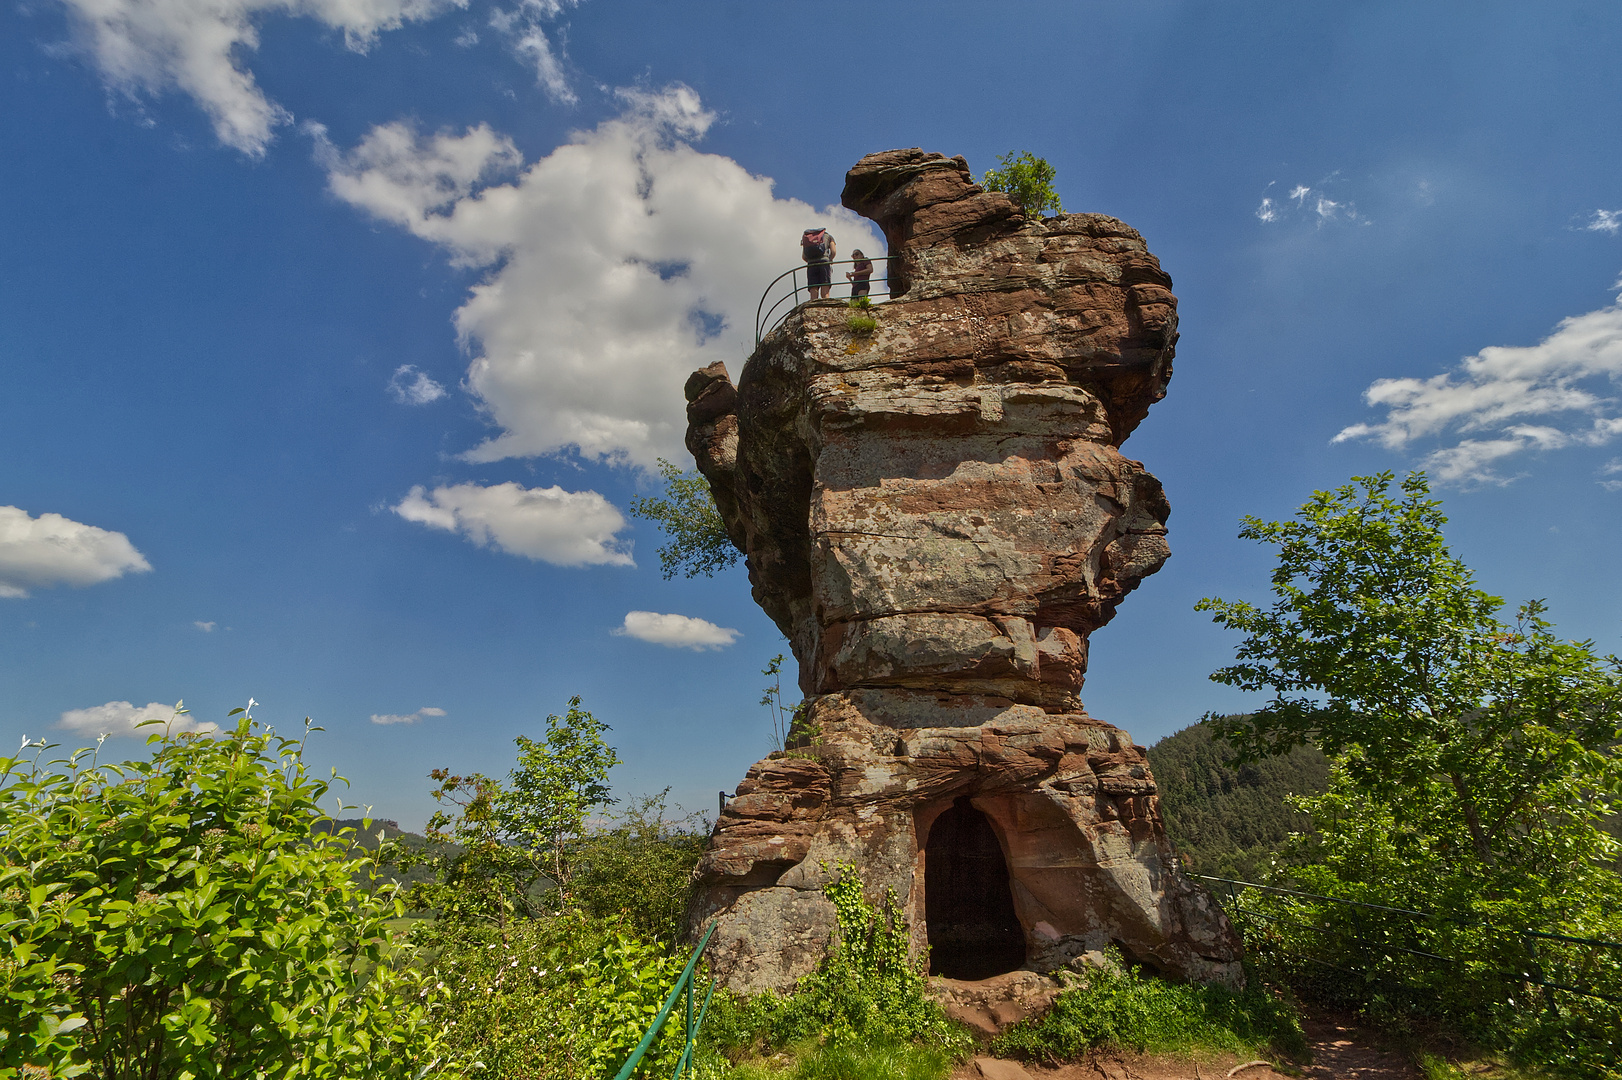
[1199,874,1622,1004]
[756,258,894,343]
[611,922,718,1080]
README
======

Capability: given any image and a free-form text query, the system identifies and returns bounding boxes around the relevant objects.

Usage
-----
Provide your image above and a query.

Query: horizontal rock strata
[686,149,1241,994]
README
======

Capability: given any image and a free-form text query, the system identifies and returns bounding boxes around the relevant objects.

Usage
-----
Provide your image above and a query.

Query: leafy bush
[988,951,1306,1064]
[403,696,619,929]
[705,866,968,1060]
[413,909,688,1080]
[0,711,456,1080]
[980,152,1063,217]
[628,458,740,580]
[569,791,707,946]
[1198,471,1622,1077]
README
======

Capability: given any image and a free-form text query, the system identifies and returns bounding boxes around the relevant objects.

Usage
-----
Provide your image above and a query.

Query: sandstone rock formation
[684,149,1241,994]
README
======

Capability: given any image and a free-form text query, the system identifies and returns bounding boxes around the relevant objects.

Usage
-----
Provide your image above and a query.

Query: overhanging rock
[684,149,1241,992]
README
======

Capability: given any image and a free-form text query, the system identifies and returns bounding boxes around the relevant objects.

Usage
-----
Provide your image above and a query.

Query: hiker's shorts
[806,261,831,287]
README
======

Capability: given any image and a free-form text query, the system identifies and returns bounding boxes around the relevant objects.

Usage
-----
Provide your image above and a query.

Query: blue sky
[4,2,1622,828]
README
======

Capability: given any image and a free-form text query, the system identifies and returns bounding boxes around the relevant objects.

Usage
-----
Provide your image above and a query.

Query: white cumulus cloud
[388,364,447,404]
[0,505,151,599]
[370,705,447,725]
[57,700,217,738]
[394,481,633,566]
[49,0,468,156]
[613,610,738,650]
[317,85,881,469]
[1334,297,1622,484]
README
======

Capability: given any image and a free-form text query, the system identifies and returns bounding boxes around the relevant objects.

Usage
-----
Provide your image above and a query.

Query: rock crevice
[684,149,1239,994]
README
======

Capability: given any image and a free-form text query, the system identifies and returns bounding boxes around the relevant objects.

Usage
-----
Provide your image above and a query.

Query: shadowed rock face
[684,149,1241,994]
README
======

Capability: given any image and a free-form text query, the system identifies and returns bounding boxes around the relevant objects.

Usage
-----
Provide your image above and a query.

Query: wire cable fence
[1198,873,1622,1071]
[1201,874,1622,1003]
[755,257,895,343]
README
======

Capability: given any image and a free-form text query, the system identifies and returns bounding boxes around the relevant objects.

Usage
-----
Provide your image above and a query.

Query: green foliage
[980,152,1063,217]
[1146,720,1329,881]
[402,707,712,1078]
[0,711,457,1080]
[704,866,967,1061]
[989,951,1306,1064]
[568,791,707,946]
[405,696,619,927]
[417,909,689,1080]
[1229,777,1622,1078]
[845,314,877,335]
[629,458,741,580]
[760,655,809,755]
[313,817,439,889]
[716,1038,954,1080]
[1199,471,1622,1078]
[1196,471,1622,874]
[845,295,872,311]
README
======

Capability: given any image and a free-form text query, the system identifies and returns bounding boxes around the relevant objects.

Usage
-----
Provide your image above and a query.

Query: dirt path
[953,1009,1423,1080]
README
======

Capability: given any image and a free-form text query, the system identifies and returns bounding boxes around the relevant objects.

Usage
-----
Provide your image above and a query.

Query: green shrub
[980,152,1063,217]
[846,314,877,335]
[0,711,457,1080]
[705,866,969,1061]
[567,791,707,947]
[715,1037,952,1080]
[989,951,1305,1064]
[413,909,688,1079]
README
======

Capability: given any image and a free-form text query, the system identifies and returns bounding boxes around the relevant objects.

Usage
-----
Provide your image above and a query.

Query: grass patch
[1416,1051,1554,1080]
[703,1037,954,1080]
[846,314,877,334]
[990,954,1307,1066]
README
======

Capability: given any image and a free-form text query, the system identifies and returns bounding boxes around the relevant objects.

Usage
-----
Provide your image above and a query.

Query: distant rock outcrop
[684,149,1241,994]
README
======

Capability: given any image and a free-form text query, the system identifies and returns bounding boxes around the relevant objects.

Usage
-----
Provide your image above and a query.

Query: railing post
[681,970,694,1077]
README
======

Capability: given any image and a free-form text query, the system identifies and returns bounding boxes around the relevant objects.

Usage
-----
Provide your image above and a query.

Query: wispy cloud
[1334,296,1622,485]
[58,700,216,738]
[194,620,217,632]
[1601,458,1622,493]
[370,706,447,725]
[0,505,151,599]
[1253,174,1368,227]
[394,481,633,567]
[1585,209,1621,235]
[613,611,738,650]
[387,364,447,405]
[487,0,582,103]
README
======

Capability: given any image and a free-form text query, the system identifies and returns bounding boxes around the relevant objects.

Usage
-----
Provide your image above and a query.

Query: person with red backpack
[801,227,837,300]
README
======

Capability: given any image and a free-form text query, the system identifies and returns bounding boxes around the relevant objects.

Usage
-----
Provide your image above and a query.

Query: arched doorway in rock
[924,795,1026,980]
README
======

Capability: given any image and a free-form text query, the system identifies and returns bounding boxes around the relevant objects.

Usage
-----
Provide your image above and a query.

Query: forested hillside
[1146,721,1329,882]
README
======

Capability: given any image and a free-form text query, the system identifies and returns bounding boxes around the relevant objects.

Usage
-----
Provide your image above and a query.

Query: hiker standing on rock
[802,227,836,300]
[846,248,873,297]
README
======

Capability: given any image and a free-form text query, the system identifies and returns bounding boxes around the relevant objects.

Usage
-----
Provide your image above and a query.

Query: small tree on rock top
[981,151,1064,217]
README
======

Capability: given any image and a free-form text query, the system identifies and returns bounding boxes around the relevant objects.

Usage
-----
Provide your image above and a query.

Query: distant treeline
[1146,719,1329,883]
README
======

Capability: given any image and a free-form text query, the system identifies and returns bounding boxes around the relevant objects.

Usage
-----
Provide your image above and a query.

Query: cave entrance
[925,796,1026,980]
